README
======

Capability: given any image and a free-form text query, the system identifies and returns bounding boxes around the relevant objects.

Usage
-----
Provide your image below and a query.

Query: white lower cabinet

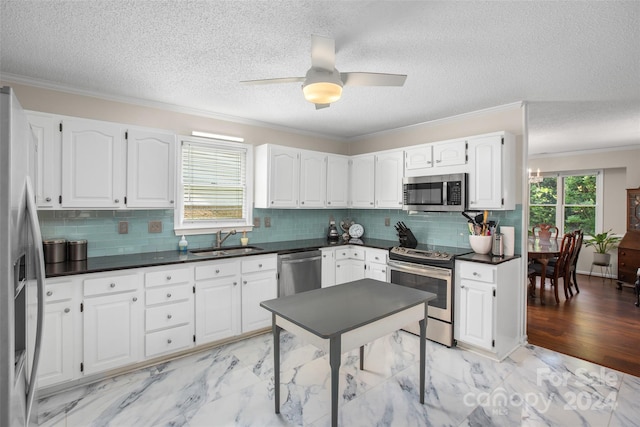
[335,247,365,285]
[241,255,277,332]
[38,279,80,388]
[195,259,241,345]
[82,273,142,375]
[455,259,521,361]
[144,265,194,358]
[364,248,389,281]
[323,246,388,286]
[321,247,336,287]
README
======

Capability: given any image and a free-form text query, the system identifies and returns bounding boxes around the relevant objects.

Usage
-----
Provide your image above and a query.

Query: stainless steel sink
[189,246,264,257]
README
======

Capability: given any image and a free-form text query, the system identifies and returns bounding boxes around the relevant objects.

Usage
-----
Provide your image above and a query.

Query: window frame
[529,169,603,236]
[173,135,253,236]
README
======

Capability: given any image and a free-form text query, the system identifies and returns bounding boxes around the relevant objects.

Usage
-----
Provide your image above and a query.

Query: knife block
[399,228,418,248]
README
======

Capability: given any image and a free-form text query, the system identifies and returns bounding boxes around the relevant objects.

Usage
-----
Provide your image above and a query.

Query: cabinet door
[321,248,336,287]
[458,280,494,351]
[349,155,375,208]
[27,113,61,208]
[126,129,176,208]
[299,151,326,208]
[405,145,433,171]
[335,259,365,285]
[375,151,404,208]
[433,139,467,167]
[269,146,299,207]
[195,277,240,344]
[38,300,75,387]
[365,263,388,281]
[241,270,277,332]
[61,119,124,208]
[83,290,142,375]
[326,155,349,208]
[468,135,502,210]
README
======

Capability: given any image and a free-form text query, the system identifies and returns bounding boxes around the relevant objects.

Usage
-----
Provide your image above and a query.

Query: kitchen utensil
[396,222,418,248]
[67,239,87,261]
[43,239,66,263]
[327,221,340,241]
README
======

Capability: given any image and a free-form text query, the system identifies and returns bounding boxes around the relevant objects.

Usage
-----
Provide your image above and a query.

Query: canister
[492,234,504,257]
[67,239,88,261]
[43,239,67,263]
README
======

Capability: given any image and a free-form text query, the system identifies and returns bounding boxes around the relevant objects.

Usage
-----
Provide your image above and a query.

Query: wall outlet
[253,217,260,228]
[148,220,162,233]
[385,217,390,226]
[264,217,271,228]
[118,221,128,234]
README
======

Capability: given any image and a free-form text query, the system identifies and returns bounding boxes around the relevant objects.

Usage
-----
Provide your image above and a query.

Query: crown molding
[528,144,640,159]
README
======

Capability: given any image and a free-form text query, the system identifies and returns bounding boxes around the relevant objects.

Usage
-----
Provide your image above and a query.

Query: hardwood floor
[527,273,640,377]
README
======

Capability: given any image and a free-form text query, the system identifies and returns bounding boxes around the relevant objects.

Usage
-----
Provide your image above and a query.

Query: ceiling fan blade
[315,103,331,110]
[240,77,305,85]
[311,35,335,71]
[341,72,407,87]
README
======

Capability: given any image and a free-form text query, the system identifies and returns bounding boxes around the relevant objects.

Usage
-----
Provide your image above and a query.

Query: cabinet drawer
[84,273,138,297]
[458,262,496,283]
[146,284,192,306]
[366,249,388,264]
[336,248,365,261]
[195,260,240,281]
[145,267,191,288]
[145,324,193,357]
[242,255,277,274]
[145,300,192,332]
[44,281,75,303]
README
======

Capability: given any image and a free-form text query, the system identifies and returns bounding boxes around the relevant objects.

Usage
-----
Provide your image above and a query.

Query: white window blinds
[181,140,247,223]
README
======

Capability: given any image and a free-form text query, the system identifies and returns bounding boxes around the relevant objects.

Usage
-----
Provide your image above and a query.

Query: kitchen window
[174,136,253,235]
[529,171,602,236]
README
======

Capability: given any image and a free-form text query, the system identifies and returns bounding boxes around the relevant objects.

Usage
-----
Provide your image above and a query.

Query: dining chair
[532,224,559,239]
[566,229,584,296]
[530,232,575,304]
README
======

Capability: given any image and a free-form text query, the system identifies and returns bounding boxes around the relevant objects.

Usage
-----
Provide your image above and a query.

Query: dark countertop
[456,252,521,265]
[260,279,436,338]
[45,237,399,278]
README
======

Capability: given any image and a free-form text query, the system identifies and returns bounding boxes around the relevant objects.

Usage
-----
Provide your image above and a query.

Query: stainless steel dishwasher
[278,250,322,297]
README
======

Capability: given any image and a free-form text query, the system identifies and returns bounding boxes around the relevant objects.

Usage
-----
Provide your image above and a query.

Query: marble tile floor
[37,330,640,427]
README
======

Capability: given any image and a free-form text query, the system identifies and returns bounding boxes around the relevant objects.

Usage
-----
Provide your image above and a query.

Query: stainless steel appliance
[388,245,469,346]
[1,86,46,426]
[402,173,467,212]
[278,250,322,296]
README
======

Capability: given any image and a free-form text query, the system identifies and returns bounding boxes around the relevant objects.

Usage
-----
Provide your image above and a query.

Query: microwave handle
[442,181,448,206]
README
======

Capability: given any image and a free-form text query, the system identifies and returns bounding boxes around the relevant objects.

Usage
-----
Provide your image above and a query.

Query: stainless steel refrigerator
[1,86,46,426]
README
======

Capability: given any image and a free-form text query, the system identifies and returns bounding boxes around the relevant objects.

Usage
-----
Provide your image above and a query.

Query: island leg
[329,336,341,427]
[419,304,427,404]
[273,316,281,414]
[360,345,364,370]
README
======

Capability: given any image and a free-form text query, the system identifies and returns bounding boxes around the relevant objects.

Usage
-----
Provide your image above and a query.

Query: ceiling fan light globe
[303,81,342,104]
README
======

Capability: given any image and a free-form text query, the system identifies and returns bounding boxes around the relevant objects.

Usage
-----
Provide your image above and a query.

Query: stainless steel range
[388,245,470,347]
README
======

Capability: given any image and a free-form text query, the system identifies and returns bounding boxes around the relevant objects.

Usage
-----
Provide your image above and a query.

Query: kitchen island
[261,279,436,427]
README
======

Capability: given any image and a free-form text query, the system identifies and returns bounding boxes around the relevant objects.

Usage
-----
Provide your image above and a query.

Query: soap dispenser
[178,235,188,254]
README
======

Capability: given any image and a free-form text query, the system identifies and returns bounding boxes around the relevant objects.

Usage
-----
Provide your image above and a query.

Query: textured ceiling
[1,1,639,154]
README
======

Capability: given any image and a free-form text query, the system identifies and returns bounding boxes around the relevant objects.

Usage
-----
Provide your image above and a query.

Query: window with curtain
[175,137,253,234]
[529,171,601,236]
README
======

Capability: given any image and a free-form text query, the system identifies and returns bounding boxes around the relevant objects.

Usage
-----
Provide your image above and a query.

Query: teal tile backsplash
[38,206,522,257]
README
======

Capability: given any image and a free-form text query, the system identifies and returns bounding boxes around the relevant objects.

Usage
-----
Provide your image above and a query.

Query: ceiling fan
[240,35,407,109]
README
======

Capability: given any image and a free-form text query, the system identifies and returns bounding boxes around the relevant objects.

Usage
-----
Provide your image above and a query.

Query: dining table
[528,237,560,305]
[260,279,436,427]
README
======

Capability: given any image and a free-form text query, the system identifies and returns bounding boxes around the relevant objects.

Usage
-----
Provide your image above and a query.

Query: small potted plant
[584,229,622,266]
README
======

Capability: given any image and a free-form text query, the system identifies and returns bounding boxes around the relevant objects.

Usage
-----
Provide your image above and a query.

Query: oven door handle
[387,260,452,280]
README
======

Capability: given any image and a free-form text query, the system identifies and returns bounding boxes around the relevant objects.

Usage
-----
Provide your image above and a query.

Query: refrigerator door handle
[24,178,45,424]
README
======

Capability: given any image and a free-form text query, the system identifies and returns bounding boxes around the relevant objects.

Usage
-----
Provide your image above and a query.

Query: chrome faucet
[215,229,237,248]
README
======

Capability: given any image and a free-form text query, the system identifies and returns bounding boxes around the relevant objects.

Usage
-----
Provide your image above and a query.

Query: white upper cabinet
[467,132,515,210]
[299,150,326,208]
[375,150,404,208]
[349,154,375,208]
[255,144,299,208]
[433,139,466,167]
[61,118,125,208]
[405,145,433,171]
[27,112,61,208]
[404,138,467,177]
[326,155,349,208]
[126,129,176,208]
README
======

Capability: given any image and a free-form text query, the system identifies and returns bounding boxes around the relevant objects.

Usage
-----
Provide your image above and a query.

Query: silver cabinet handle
[370,202,374,205]
[233,281,237,286]
[64,308,70,313]
[258,264,262,268]
[328,201,331,204]
[271,201,274,204]
[473,272,479,276]
[46,290,53,296]
[170,200,174,204]
[110,283,116,288]
[166,275,172,280]
[45,197,51,202]
[375,256,379,260]
[167,314,172,319]
[461,285,465,289]
[336,264,341,268]
[243,280,247,285]
[301,201,304,205]
[427,161,432,164]
[215,269,220,273]
[167,339,172,344]
[354,253,358,256]
[167,293,172,298]
[382,269,386,273]
[114,199,120,203]
[436,160,442,163]
[132,296,138,302]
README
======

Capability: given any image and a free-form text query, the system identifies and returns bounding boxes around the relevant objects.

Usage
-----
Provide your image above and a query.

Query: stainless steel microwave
[402,173,467,212]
